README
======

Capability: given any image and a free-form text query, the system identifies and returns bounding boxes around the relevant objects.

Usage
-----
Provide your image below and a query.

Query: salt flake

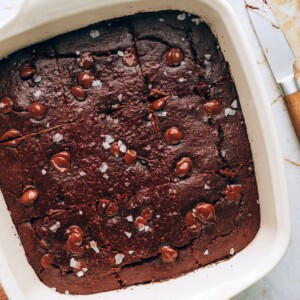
[53,133,63,143]
[90,240,100,253]
[229,248,235,255]
[120,144,127,153]
[224,108,236,116]
[70,258,81,269]
[75,51,80,55]
[179,78,185,83]
[33,90,41,98]
[124,231,132,238]
[177,13,186,21]
[105,135,114,144]
[92,80,102,88]
[204,54,211,60]
[191,18,201,25]
[128,250,135,255]
[34,75,41,83]
[79,210,83,215]
[204,250,209,255]
[115,253,125,265]
[103,173,109,180]
[204,184,210,190]
[159,18,165,22]
[117,51,124,57]
[50,221,60,233]
[42,169,47,175]
[126,215,133,222]
[221,150,226,157]
[118,94,123,102]
[103,142,110,150]
[79,171,86,177]
[90,30,100,38]
[231,100,238,109]
[100,162,108,173]
[76,271,84,277]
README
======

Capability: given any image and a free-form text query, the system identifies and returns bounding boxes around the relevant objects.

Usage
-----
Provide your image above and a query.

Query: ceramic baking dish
[0,0,291,299]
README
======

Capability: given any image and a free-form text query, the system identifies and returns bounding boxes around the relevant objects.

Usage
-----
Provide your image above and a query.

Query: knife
[245,0,300,142]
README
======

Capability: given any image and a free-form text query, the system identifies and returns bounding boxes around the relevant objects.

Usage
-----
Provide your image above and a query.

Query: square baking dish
[0,0,291,299]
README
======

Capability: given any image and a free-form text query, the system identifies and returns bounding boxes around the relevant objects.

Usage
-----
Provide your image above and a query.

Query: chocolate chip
[123,48,138,67]
[175,157,192,178]
[185,212,201,234]
[141,208,154,221]
[19,63,35,79]
[203,100,222,114]
[50,151,71,175]
[135,216,147,231]
[110,142,122,158]
[28,102,46,120]
[160,245,178,263]
[165,48,184,67]
[148,112,158,131]
[106,203,119,217]
[77,52,94,69]
[124,150,137,166]
[0,129,22,147]
[71,86,87,101]
[77,71,94,88]
[41,254,53,269]
[0,96,13,114]
[150,96,168,111]
[149,88,166,98]
[225,184,242,200]
[164,127,183,145]
[194,203,215,222]
[20,185,39,206]
[66,225,84,255]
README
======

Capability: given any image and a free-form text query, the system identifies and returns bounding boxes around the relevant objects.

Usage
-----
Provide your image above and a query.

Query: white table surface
[0,0,299,299]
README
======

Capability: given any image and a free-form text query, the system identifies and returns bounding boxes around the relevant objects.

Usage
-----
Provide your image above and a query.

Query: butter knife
[246,0,300,142]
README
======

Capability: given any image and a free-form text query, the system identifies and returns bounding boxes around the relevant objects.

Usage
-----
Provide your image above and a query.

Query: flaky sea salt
[90,30,100,38]
[33,90,41,98]
[156,215,160,218]
[125,182,130,187]
[103,173,109,180]
[103,142,110,150]
[82,268,88,272]
[53,133,63,143]
[257,199,260,204]
[117,50,124,57]
[117,94,123,102]
[159,18,164,22]
[79,210,83,215]
[126,215,133,222]
[204,250,209,255]
[204,184,210,190]
[177,13,186,20]
[75,51,80,55]
[77,271,84,277]
[0,103,4,108]
[105,135,114,144]
[115,253,125,265]
[50,221,60,232]
[179,78,185,83]
[229,248,235,255]
[191,18,201,25]
[120,144,127,153]
[128,250,135,255]
[161,111,167,117]
[90,240,100,253]
[221,150,226,157]
[124,231,132,238]
[79,171,86,176]
[92,80,102,88]
[34,75,41,83]
[148,84,152,89]
[100,162,108,173]
[42,169,47,175]
[224,108,236,116]
[70,258,81,269]
[231,100,238,109]
[204,54,211,60]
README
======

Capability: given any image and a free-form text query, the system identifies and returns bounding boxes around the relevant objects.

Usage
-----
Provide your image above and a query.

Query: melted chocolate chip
[164,127,183,145]
[28,102,47,120]
[149,88,166,98]
[225,184,242,200]
[165,48,184,67]
[20,185,39,206]
[135,216,147,231]
[148,113,158,131]
[185,212,201,234]
[0,129,22,147]
[194,203,215,222]
[77,52,94,69]
[123,48,138,67]
[124,150,137,166]
[203,100,222,114]
[19,63,35,79]
[66,225,84,255]
[175,157,192,178]
[110,142,122,158]
[77,71,94,88]
[160,245,178,263]
[106,203,119,217]
[71,86,87,101]
[141,208,154,221]
[0,96,13,114]
[41,254,52,269]
[150,96,168,111]
[50,151,71,175]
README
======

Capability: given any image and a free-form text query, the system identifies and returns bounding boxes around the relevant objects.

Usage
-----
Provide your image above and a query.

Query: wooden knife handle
[284,90,300,142]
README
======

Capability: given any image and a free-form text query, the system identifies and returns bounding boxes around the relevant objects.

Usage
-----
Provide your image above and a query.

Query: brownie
[0,11,260,295]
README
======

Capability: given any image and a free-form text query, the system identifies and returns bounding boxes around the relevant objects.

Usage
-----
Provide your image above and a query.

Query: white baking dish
[0,0,291,299]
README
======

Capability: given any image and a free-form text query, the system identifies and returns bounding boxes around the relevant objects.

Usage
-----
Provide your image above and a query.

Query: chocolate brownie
[0,11,260,295]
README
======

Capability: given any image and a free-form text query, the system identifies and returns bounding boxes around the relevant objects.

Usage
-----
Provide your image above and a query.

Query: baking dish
[0,0,291,299]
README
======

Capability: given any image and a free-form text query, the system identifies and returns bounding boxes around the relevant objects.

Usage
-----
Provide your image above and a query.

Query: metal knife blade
[246,0,299,95]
